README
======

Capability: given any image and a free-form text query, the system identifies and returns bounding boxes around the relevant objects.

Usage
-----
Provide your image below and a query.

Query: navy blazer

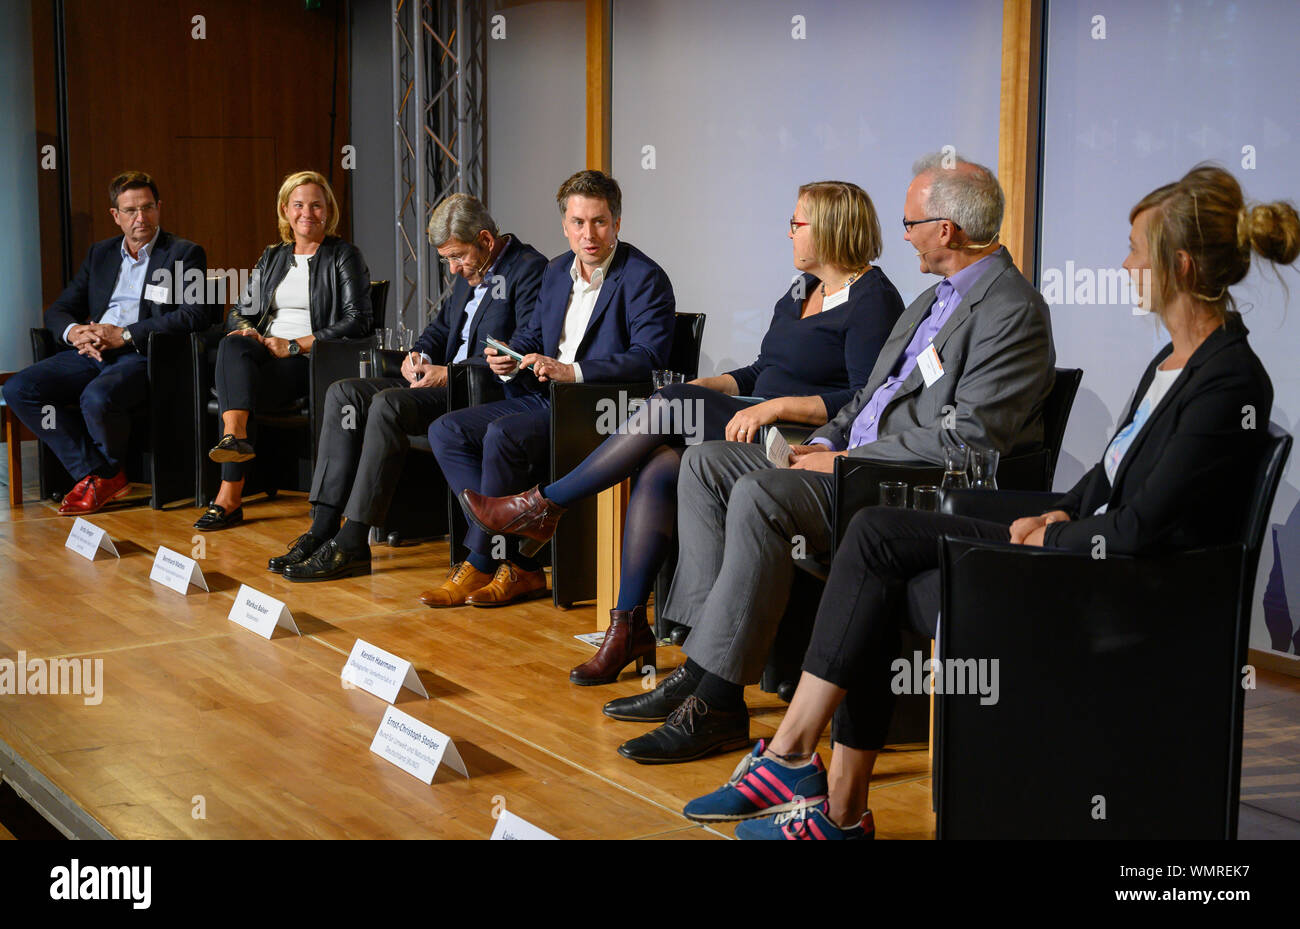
[44,230,208,347]
[1044,314,1272,556]
[506,241,675,394]
[413,235,547,365]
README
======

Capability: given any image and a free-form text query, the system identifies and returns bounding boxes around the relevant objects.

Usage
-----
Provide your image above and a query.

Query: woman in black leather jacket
[196,170,372,530]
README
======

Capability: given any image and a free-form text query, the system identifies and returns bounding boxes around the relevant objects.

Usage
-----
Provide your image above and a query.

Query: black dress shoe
[668,624,690,647]
[283,539,371,583]
[602,665,694,722]
[208,434,255,463]
[616,695,750,765]
[193,504,243,531]
[268,532,323,574]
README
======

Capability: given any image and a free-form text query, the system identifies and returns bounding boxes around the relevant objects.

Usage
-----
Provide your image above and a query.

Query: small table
[0,373,36,506]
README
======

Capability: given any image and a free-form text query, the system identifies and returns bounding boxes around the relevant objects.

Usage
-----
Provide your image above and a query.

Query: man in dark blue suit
[4,171,207,514]
[273,193,547,582]
[421,170,676,608]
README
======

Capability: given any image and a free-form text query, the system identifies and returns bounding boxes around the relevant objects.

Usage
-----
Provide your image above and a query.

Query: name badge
[149,546,208,595]
[143,284,169,304]
[369,705,468,784]
[490,810,558,841]
[820,282,851,312]
[341,638,429,704]
[917,343,944,387]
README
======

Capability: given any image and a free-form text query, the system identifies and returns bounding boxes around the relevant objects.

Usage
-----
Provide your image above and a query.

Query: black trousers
[308,377,448,526]
[802,506,1010,751]
[213,335,309,481]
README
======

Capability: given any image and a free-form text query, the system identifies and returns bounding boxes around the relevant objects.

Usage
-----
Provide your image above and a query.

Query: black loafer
[667,624,690,647]
[616,695,750,765]
[268,532,323,574]
[208,434,255,463]
[193,504,243,531]
[602,665,693,722]
[283,539,371,583]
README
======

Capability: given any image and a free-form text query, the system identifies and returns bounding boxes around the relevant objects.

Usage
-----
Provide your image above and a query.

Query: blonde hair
[276,170,340,243]
[1130,164,1300,322]
[797,180,883,269]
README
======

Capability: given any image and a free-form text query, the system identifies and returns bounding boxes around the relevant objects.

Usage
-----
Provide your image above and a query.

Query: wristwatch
[288,340,301,356]
[121,328,137,352]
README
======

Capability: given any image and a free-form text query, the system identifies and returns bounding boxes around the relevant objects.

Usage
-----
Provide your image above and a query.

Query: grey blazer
[809,247,1055,465]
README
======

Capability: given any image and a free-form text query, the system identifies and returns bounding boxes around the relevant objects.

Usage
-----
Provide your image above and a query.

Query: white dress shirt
[63,230,160,344]
[266,254,314,340]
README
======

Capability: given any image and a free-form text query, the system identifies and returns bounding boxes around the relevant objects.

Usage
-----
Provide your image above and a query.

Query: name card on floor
[228,584,300,639]
[64,518,119,561]
[341,639,429,703]
[369,704,468,783]
[490,810,558,841]
[149,546,208,595]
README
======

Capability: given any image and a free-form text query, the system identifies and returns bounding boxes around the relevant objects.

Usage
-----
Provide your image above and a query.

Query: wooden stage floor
[0,483,1296,840]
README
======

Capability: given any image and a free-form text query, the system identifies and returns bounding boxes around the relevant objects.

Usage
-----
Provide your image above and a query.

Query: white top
[1094,365,1181,514]
[267,254,313,340]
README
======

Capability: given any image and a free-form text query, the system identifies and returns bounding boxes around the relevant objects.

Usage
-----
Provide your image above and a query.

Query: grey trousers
[309,377,447,526]
[660,440,835,686]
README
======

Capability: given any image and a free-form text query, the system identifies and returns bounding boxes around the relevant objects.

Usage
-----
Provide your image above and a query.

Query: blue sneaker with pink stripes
[735,802,875,840]
[682,740,827,822]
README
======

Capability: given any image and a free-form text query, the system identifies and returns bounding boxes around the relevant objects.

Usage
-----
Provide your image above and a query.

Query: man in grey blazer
[604,153,1056,764]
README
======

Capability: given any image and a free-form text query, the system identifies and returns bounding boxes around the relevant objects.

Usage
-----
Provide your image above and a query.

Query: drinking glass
[940,442,970,492]
[378,327,394,350]
[969,445,1000,490]
[912,485,939,511]
[879,481,909,508]
[652,370,685,390]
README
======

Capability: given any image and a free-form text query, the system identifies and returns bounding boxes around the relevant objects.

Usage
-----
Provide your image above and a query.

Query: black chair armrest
[831,457,946,548]
[939,488,1062,523]
[374,347,405,380]
[446,361,507,411]
[30,327,58,363]
[309,338,372,454]
[549,381,652,471]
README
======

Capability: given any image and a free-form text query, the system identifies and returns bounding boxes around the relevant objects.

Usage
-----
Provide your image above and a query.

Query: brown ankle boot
[459,485,566,557]
[570,606,658,686]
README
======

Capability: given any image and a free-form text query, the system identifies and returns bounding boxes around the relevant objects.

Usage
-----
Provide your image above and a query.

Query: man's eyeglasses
[790,218,810,235]
[902,217,957,231]
[115,204,159,218]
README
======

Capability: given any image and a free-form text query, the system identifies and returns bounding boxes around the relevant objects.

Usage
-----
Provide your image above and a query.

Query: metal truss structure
[391,0,486,333]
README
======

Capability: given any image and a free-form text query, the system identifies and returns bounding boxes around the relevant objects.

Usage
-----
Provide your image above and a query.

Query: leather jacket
[226,236,373,341]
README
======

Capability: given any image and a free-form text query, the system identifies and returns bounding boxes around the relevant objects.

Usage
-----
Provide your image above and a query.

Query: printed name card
[149,546,208,594]
[64,518,119,561]
[227,584,300,639]
[369,705,468,783]
[490,810,558,841]
[341,638,429,703]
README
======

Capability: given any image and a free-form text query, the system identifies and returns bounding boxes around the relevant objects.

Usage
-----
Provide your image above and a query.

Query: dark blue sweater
[725,267,905,418]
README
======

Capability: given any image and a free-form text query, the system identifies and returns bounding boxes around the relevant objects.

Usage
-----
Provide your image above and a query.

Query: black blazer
[412,235,547,365]
[44,230,208,348]
[227,236,372,341]
[1044,314,1272,555]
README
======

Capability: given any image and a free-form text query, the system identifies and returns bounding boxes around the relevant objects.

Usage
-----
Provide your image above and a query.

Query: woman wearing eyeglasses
[196,170,373,530]
[456,181,905,684]
[680,164,1296,839]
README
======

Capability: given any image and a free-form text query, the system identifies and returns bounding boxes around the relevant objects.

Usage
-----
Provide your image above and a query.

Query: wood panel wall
[32,0,352,304]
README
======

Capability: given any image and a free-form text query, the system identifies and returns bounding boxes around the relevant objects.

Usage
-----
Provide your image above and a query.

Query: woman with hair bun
[681,164,1298,839]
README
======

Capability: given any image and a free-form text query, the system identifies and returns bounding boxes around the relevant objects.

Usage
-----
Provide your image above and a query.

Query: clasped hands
[225,327,308,359]
[1009,510,1070,547]
[68,322,127,361]
[484,346,575,383]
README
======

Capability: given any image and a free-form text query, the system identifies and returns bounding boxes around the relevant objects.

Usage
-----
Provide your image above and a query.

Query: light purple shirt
[811,253,997,450]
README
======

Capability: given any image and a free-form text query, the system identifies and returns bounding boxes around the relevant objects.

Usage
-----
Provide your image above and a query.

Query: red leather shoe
[60,470,130,515]
[459,485,566,557]
[57,474,97,514]
[570,606,658,685]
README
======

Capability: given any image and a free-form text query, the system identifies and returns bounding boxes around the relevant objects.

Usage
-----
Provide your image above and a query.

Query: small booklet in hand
[765,427,794,468]
[483,335,529,367]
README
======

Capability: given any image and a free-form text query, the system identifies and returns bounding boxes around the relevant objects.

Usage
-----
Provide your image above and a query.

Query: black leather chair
[28,328,195,509]
[754,368,1084,732]
[932,423,1292,838]
[195,280,388,505]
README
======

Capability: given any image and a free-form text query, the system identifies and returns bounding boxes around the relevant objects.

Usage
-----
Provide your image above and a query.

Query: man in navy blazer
[273,194,547,582]
[4,171,207,515]
[421,170,676,608]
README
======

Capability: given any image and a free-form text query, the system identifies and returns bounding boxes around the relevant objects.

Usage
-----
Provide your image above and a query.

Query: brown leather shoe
[419,561,492,608]
[460,485,566,557]
[465,562,549,608]
[570,606,658,686]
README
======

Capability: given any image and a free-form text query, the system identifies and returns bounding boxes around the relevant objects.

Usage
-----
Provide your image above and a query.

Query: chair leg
[4,409,22,507]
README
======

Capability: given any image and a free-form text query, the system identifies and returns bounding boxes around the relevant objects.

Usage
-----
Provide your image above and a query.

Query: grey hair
[911,152,1005,243]
[427,193,498,246]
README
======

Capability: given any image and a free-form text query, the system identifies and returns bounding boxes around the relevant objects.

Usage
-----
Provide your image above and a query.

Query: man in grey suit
[604,153,1056,764]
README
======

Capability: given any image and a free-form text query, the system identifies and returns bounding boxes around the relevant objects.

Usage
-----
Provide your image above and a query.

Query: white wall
[1039,0,1300,657]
